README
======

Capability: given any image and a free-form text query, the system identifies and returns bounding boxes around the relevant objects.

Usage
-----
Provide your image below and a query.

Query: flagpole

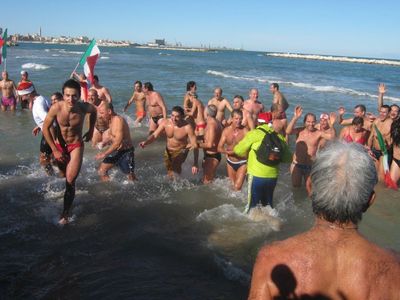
[70,62,80,78]
[70,39,95,78]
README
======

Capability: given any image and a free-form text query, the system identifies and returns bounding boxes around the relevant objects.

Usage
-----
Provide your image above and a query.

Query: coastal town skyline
[1,0,400,59]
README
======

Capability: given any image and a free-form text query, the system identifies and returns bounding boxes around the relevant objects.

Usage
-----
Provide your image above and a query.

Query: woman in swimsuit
[339,116,369,146]
[389,118,400,187]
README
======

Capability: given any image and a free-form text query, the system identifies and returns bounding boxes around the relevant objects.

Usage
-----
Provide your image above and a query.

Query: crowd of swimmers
[1,69,400,297]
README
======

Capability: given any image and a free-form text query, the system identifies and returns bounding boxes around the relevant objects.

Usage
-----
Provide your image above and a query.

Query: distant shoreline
[265,52,400,67]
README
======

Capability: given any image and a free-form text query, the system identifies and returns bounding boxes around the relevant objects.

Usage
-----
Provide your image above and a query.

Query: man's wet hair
[207,104,218,118]
[62,79,81,98]
[271,83,279,90]
[311,142,377,224]
[186,81,196,91]
[93,75,99,82]
[144,82,154,91]
[352,116,364,126]
[303,112,316,124]
[134,80,142,87]
[381,104,390,111]
[233,95,244,102]
[231,109,243,118]
[172,106,185,117]
[354,104,366,113]
[51,92,63,101]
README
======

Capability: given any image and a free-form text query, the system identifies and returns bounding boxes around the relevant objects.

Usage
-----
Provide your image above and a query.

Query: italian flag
[0,28,7,66]
[374,124,397,190]
[79,39,100,84]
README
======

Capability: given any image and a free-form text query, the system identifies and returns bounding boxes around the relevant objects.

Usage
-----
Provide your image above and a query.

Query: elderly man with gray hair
[248,142,400,299]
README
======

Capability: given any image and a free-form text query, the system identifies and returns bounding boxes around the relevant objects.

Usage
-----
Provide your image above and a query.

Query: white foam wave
[100,56,109,59]
[207,70,400,102]
[59,50,84,55]
[21,63,50,70]
[266,52,400,67]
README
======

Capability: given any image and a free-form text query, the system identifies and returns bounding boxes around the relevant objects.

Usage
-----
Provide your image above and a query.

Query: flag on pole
[374,124,398,190]
[78,39,100,84]
[0,28,7,66]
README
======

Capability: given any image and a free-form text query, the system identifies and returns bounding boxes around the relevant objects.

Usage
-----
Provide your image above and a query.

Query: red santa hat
[17,81,34,95]
[257,112,272,124]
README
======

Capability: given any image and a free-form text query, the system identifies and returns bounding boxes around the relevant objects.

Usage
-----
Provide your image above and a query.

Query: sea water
[0,43,399,299]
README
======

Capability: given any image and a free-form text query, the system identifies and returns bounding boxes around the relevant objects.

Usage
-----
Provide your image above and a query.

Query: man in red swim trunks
[42,79,97,224]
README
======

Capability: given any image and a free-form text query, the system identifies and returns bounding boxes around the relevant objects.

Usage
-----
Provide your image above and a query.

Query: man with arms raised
[143,82,167,135]
[124,80,146,126]
[95,102,136,182]
[139,106,198,178]
[0,71,17,112]
[218,109,248,190]
[286,106,335,187]
[92,75,112,103]
[269,83,289,119]
[338,104,374,131]
[378,83,399,121]
[43,79,97,225]
[367,104,392,181]
[244,88,264,126]
[207,87,233,125]
[199,105,223,184]
[248,142,400,299]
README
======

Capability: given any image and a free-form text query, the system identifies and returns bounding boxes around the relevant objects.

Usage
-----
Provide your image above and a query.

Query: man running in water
[0,71,17,112]
[124,80,146,126]
[139,106,198,178]
[95,102,137,181]
[143,82,167,135]
[218,109,248,190]
[42,79,97,224]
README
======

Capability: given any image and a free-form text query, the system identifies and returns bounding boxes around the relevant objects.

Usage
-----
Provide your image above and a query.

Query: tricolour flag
[374,124,397,190]
[79,39,100,84]
[0,28,7,66]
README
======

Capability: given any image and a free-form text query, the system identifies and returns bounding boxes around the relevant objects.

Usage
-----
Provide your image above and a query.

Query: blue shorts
[245,174,277,213]
[103,147,135,174]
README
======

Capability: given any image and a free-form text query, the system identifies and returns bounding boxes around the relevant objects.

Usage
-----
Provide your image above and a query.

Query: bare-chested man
[248,142,400,300]
[270,103,287,139]
[217,109,248,190]
[368,104,392,181]
[183,80,196,115]
[124,80,146,126]
[0,71,17,111]
[286,106,335,187]
[95,102,136,182]
[199,105,223,184]
[186,92,206,138]
[315,112,337,149]
[88,89,110,148]
[378,83,399,121]
[42,79,97,225]
[270,83,289,119]
[139,106,198,178]
[143,82,167,135]
[338,104,375,131]
[207,87,233,125]
[244,88,264,126]
[92,75,112,103]
[229,95,255,130]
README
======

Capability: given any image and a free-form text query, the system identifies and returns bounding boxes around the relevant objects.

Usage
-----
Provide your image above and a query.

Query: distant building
[155,39,165,46]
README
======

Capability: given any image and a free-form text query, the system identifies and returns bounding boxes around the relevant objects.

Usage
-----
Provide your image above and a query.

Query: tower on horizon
[39,27,42,37]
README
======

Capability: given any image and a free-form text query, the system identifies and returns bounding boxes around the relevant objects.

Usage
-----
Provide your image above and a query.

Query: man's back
[249,223,400,299]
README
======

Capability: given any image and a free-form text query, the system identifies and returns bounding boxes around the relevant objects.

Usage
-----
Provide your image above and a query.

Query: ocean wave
[266,53,400,67]
[100,56,110,59]
[59,50,84,55]
[207,70,400,102]
[21,63,50,70]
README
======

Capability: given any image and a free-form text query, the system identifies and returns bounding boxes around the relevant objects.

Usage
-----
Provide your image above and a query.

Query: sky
[1,0,400,59]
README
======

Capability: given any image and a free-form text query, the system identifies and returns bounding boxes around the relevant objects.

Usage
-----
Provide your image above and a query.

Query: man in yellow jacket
[234,112,291,213]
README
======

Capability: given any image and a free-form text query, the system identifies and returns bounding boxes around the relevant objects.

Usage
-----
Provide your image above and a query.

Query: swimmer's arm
[140,122,165,147]
[247,112,256,130]
[158,93,167,119]
[248,247,274,300]
[124,93,135,112]
[96,118,123,159]
[286,117,301,135]
[83,104,97,142]
[378,83,385,111]
[104,88,112,103]
[225,99,233,112]
[186,125,198,151]
[187,101,197,117]
[367,125,375,148]
[42,105,59,153]
[217,131,228,154]
[198,126,215,150]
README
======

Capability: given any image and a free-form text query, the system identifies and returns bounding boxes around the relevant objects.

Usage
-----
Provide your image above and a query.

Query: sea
[0,43,399,299]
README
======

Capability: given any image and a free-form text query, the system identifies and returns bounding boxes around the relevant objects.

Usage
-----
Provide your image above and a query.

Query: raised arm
[378,83,386,111]
[124,93,135,112]
[286,105,303,135]
[139,120,166,148]
[337,106,353,126]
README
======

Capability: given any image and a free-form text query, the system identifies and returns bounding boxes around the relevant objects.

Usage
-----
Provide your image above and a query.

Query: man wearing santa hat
[17,81,54,175]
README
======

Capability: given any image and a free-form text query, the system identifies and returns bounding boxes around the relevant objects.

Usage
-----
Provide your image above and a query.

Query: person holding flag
[0,28,7,69]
